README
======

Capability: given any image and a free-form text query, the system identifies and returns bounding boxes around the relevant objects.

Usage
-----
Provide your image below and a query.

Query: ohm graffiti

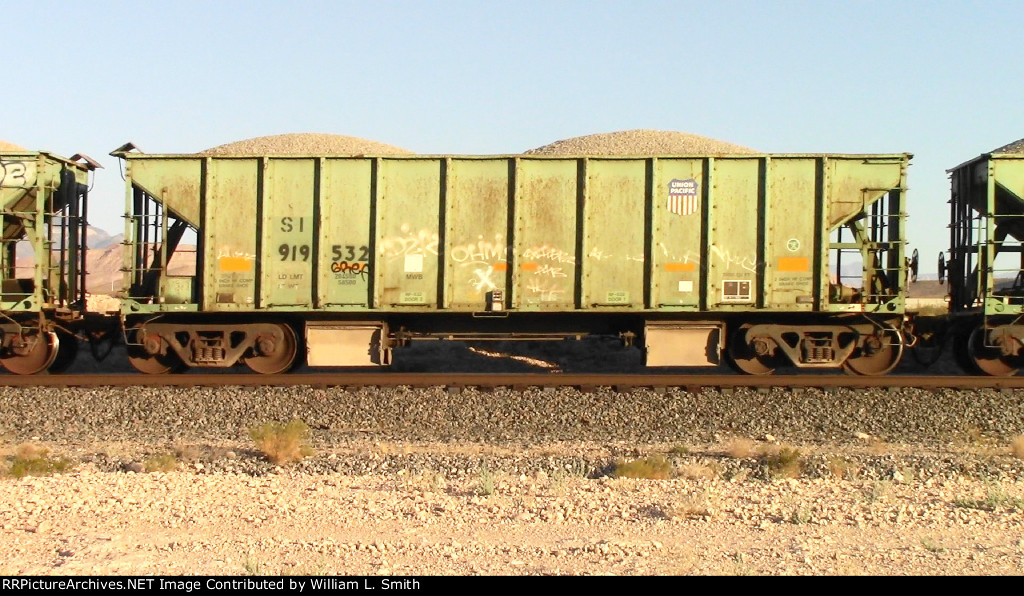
[450,235,506,264]
[451,234,507,293]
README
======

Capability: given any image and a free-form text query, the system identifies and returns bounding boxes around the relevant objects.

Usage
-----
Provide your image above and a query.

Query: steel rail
[0,373,1020,390]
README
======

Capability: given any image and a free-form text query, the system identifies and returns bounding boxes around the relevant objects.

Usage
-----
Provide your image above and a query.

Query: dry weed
[676,463,718,481]
[144,453,179,473]
[475,462,496,496]
[864,480,891,503]
[659,489,713,519]
[248,419,314,465]
[726,438,756,459]
[6,443,71,478]
[412,469,447,492]
[759,444,804,479]
[610,455,673,479]
[1011,436,1024,460]
[173,443,203,462]
[826,456,860,480]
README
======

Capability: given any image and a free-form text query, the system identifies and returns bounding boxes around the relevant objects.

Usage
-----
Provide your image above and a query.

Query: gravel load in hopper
[992,137,1024,154]
[200,133,413,155]
[524,129,756,155]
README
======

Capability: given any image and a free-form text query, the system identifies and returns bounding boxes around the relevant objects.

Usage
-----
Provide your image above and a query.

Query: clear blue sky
[5,0,1023,275]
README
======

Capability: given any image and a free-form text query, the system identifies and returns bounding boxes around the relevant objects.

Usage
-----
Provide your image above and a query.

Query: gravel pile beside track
[993,137,1024,154]
[2,382,1022,480]
[200,133,412,156]
[525,129,755,155]
[0,140,26,151]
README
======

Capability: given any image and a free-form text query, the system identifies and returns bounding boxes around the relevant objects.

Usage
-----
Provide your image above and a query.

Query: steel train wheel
[127,347,183,375]
[0,331,60,375]
[48,331,80,373]
[244,324,298,374]
[967,326,1020,377]
[842,331,903,376]
[727,325,779,375]
[127,327,184,374]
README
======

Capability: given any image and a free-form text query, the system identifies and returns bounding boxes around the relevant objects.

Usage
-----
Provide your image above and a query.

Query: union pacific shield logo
[668,178,699,215]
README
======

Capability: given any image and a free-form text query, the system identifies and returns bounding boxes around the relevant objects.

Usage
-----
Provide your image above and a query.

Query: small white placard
[404,254,424,273]
[678,280,694,293]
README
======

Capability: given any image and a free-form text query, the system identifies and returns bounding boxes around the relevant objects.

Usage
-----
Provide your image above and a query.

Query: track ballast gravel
[1,381,1022,480]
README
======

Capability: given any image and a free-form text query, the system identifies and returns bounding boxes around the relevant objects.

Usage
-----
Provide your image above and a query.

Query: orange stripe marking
[218,256,252,272]
[777,257,809,272]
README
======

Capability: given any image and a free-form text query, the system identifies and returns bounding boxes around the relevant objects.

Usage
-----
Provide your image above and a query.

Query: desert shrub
[248,419,314,465]
[954,482,1024,511]
[144,453,179,473]
[611,455,673,480]
[1011,436,1024,460]
[655,489,713,520]
[7,444,71,478]
[669,444,690,455]
[726,438,756,459]
[759,445,803,479]
[475,462,496,496]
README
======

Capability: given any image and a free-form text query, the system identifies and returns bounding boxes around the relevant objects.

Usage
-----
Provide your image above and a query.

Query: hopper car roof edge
[119,152,914,159]
[948,152,1024,174]
[0,150,100,171]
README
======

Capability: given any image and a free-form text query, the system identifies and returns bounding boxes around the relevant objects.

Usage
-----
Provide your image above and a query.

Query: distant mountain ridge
[13,224,194,295]
[86,226,123,249]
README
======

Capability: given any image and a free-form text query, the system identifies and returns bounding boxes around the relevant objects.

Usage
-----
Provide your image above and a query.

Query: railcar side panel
[649,158,704,310]
[317,158,373,308]
[444,159,510,310]
[765,158,817,310]
[203,159,258,311]
[376,159,442,309]
[706,158,760,310]
[512,159,578,310]
[261,158,315,308]
[581,159,646,309]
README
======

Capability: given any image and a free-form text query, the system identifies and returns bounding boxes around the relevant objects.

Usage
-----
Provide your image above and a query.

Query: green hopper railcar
[946,151,1024,375]
[0,150,100,373]
[112,144,911,375]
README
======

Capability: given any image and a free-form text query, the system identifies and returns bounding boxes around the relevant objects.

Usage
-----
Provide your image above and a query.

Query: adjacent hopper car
[0,150,100,374]
[3,140,1023,376]
[944,149,1024,375]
